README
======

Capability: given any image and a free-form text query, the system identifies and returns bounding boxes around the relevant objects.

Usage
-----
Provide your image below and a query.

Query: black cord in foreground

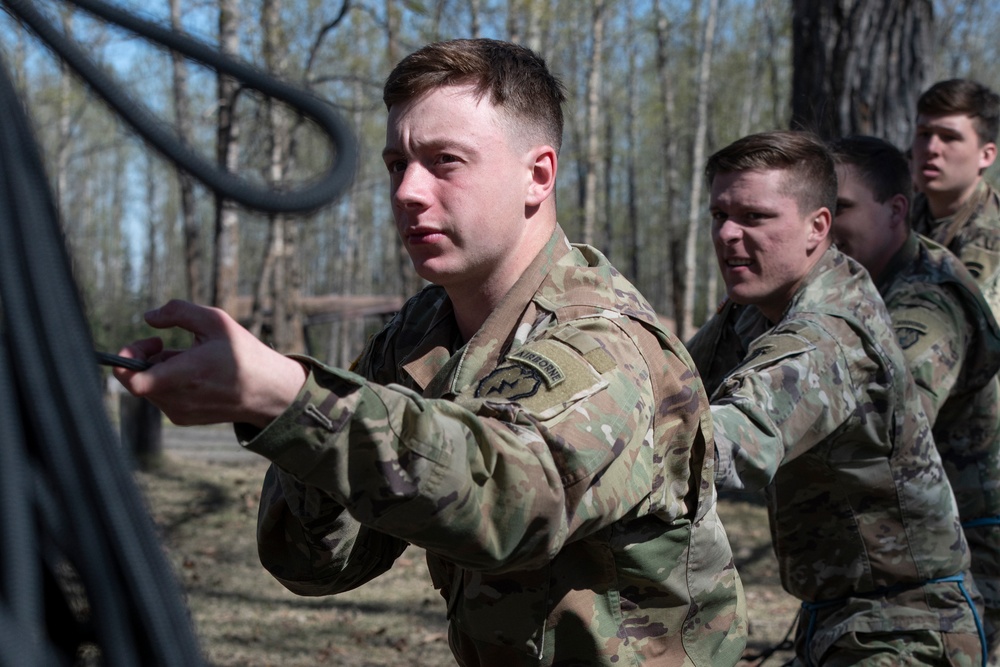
[3,0,358,214]
[0,1,357,664]
[0,44,206,664]
[95,351,153,372]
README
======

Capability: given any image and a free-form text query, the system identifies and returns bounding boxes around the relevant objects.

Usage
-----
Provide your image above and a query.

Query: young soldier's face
[912,113,996,206]
[832,165,904,281]
[383,84,539,293]
[710,168,830,322]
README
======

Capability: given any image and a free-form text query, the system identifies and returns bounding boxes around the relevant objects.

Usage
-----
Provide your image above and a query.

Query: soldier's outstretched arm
[710,323,860,491]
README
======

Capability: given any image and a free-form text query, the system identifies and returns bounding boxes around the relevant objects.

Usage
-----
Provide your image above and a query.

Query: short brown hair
[828,135,912,204]
[705,130,838,215]
[917,79,1000,146]
[383,38,566,153]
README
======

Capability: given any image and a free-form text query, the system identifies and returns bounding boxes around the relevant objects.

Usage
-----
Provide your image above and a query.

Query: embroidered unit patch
[475,365,543,401]
[895,326,925,349]
[893,318,929,350]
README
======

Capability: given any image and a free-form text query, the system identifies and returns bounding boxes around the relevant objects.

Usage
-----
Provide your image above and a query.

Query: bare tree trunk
[582,0,607,247]
[511,0,544,54]
[932,0,981,80]
[603,107,614,260]
[469,0,482,37]
[680,0,719,340]
[625,0,640,285]
[11,21,27,94]
[56,11,73,214]
[170,0,205,304]
[333,78,366,367]
[250,0,305,353]
[145,152,161,310]
[763,0,785,126]
[212,0,241,314]
[653,0,681,323]
[507,0,521,43]
[738,2,764,138]
[791,0,933,147]
[385,0,421,298]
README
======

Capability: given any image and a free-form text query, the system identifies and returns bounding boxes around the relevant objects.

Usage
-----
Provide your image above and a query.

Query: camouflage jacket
[686,247,978,659]
[912,180,1000,318]
[244,226,747,666]
[877,232,1000,607]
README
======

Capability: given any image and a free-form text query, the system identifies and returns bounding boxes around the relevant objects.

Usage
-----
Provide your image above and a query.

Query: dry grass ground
[133,426,798,666]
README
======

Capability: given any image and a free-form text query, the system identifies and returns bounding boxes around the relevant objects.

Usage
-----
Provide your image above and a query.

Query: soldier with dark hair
[831,134,1000,664]
[911,78,1000,318]
[113,39,747,666]
[688,129,984,665]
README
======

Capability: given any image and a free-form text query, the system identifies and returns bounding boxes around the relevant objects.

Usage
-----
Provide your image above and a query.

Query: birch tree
[624,0,640,283]
[581,0,607,247]
[248,0,302,351]
[653,0,682,322]
[169,0,205,304]
[680,0,719,339]
[212,0,241,314]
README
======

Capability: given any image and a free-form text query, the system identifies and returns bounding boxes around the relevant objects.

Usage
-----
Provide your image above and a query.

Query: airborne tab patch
[508,347,566,387]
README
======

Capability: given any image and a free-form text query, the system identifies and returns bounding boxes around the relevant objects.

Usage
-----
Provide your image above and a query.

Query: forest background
[1,0,997,367]
[0,3,994,664]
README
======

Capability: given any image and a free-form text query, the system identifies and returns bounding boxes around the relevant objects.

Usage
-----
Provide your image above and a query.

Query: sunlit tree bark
[791,0,933,147]
[169,0,205,304]
[212,0,241,314]
[680,0,719,340]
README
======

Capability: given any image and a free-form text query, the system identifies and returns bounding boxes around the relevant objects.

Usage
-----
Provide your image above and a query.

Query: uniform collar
[401,224,569,394]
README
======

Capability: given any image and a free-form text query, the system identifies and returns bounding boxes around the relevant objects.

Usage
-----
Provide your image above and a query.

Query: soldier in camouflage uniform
[911,79,1000,318]
[687,130,984,666]
[830,134,1000,664]
[114,39,747,665]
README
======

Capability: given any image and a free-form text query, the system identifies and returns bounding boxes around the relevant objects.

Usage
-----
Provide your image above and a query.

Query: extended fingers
[144,299,232,338]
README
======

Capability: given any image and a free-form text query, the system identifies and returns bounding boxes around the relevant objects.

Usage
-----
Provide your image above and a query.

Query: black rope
[0,0,358,664]
[3,0,357,214]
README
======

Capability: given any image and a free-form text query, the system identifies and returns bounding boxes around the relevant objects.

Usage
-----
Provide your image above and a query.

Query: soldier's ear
[525,144,557,208]
[806,208,832,250]
[980,141,997,172]
[889,193,909,227]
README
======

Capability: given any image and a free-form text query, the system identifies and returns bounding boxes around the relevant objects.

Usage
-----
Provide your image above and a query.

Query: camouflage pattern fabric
[686,246,982,666]
[876,232,1000,663]
[243,226,748,666]
[787,626,984,667]
[912,180,1000,320]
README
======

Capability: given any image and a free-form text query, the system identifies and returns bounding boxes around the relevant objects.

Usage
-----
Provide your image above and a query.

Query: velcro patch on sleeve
[476,338,607,419]
[736,331,815,373]
[549,326,617,373]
